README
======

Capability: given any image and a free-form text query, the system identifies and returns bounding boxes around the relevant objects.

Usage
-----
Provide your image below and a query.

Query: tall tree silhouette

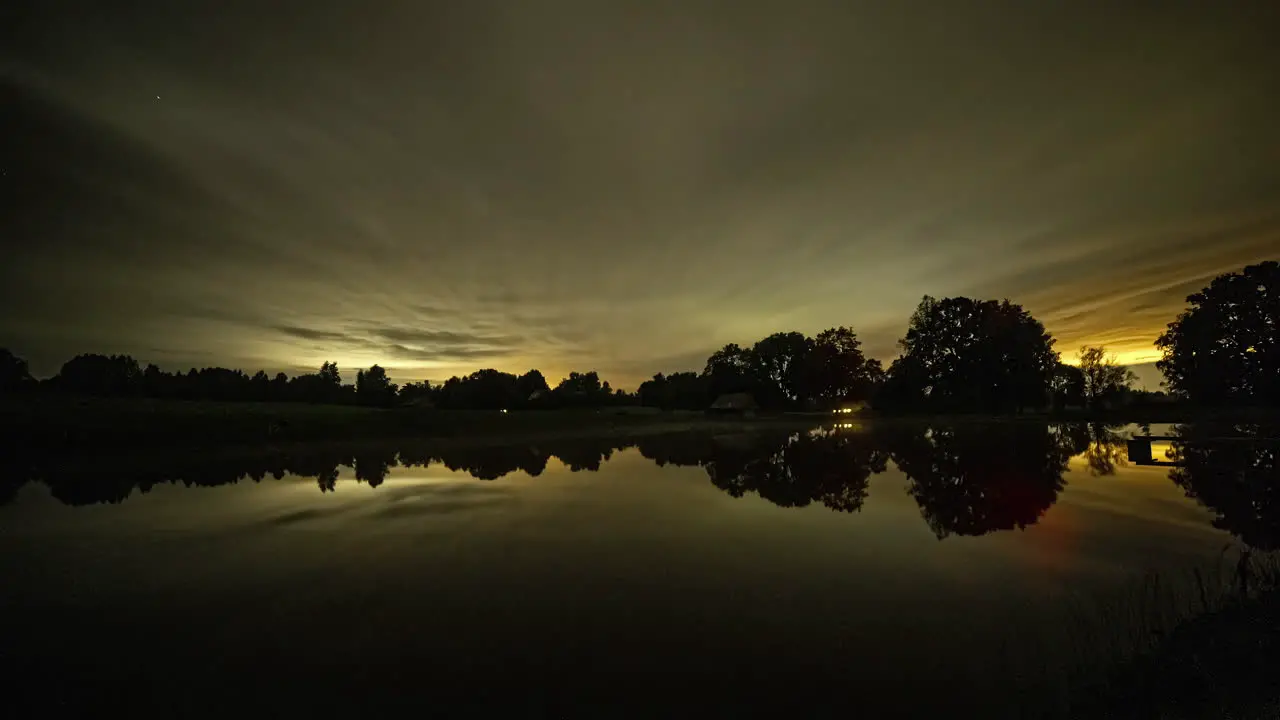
[516,369,550,401]
[1157,261,1279,406]
[1050,362,1086,411]
[1077,346,1136,409]
[355,365,398,407]
[808,327,879,407]
[882,296,1058,414]
[748,332,814,408]
[703,343,756,398]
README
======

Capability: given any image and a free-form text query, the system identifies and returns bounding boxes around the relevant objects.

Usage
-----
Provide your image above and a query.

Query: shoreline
[3,395,1275,454]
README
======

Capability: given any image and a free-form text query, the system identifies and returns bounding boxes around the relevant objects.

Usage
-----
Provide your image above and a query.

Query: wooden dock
[1125,434,1279,466]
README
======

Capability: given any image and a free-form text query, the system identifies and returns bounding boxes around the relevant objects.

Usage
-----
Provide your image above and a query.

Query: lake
[1,422,1273,716]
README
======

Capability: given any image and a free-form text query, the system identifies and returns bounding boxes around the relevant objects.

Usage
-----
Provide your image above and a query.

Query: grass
[909,551,1280,719]
[0,395,812,451]
[1065,551,1280,719]
[1001,550,1280,719]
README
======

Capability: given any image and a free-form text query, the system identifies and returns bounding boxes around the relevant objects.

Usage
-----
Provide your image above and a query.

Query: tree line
[0,351,633,409]
[1,260,1275,412]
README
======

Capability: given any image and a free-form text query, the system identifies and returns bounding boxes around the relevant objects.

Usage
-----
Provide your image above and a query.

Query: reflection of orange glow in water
[1022,497,1077,573]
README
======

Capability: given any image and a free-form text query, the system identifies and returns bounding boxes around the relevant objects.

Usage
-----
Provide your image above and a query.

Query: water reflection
[5,422,1277,551]
[696,428,886,513]
[1059,422,1131,476]
[1167,424,1280,551]
[885,424,1080,538]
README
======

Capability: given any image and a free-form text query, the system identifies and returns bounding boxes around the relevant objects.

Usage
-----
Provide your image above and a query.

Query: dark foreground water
[1,422,1275,716]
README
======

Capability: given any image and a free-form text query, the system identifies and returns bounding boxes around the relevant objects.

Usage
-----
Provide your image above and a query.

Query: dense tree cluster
[876,297,1059,414]
[639,326,883,412]
[1157,261,1279,406]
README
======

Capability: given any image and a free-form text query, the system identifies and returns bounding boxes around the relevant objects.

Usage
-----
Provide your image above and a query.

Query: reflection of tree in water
[437,445,549,480]
[651,429,887,513]
[1169,424,1280,551]
[552,438,634,473]
[887,424,1075,538]
[6,438,642,506]
[1054,422,1129,476]
[353,450,393,488]
[635,433,717,468]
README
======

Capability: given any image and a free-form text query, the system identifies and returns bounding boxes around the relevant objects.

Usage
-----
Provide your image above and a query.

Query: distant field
[0,396,776,450]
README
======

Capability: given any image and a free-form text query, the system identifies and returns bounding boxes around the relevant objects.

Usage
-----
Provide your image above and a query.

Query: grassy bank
[1050,553,1280,719]
[0,396,815,451]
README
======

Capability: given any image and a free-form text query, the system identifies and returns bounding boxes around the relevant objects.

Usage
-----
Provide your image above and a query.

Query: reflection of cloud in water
[371,496,508,520]
[270,479,514,526]
[266,508,337,527]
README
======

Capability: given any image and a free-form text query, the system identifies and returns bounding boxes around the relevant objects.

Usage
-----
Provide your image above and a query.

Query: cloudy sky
[3,1,1277,388]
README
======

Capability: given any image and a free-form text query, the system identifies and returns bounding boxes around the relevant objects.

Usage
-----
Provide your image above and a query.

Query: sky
[3,1,1277,390]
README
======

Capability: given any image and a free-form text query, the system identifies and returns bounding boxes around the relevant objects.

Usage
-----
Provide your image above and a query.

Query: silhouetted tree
[1050,362,1086,411]
[638,371,709,410]
[289,362,352,405]
[0,348,35,395]
[883,296,1058,414]
[551,371,615,408]
[1169,424,1280,550]
[319,361,341,386]
[516,369,550,402]
[749,332,814,409]
[355,365,398,407]
[437,369,523,410]
[809,326,879,408]
[886,424,1073,538]
[703,343,756,399]
[1156,261,1280,406]
[271,372,289,400]
[398,380,433,406]
[56,353,143,396]
[1077,346,1136,409]
[141,363,169,398]
[250,370,271,401]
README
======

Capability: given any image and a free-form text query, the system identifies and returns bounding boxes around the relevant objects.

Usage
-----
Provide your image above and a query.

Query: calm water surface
[1,423,1272,715]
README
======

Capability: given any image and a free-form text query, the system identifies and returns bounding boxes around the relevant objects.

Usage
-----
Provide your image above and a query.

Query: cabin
[708,392,758,417]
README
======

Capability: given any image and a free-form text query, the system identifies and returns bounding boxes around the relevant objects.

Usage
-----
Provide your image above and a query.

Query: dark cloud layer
[3,1,1277,386]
